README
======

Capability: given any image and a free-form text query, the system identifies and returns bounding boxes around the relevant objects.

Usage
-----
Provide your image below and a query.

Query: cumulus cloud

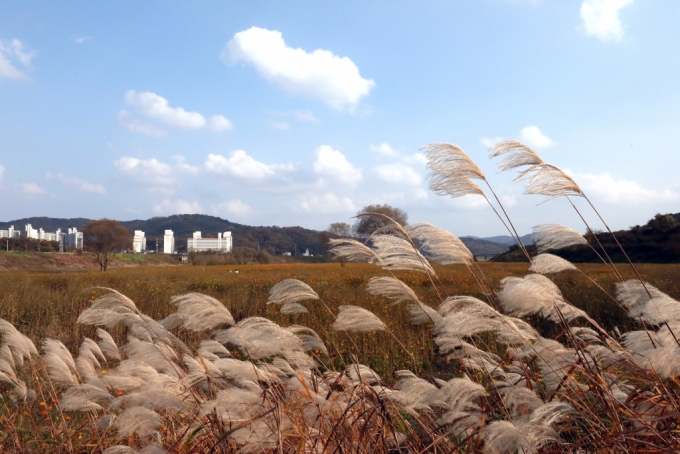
[20,182,47,198]
[580,0,633,42]
[313,145,362,184]
[369,142,400,158]
[114,157,175,185]
[208,115,233,132]
[299,193,357,213]
[520,125,554,148]
[401,153,427,167]
[223,27,374,109]
[204,150,294,180]
[153,199,204,215]
[480,136,504,148]
[46,173,107,195]
[117,111,168,138]
[374,162,421,186]
[0,39,35,80]
[212,199,251,217]
[568,171,679,205]
[119,90,232,136]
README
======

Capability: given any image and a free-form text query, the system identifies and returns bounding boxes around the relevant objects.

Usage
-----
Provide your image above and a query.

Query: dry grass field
[2,261,680,452]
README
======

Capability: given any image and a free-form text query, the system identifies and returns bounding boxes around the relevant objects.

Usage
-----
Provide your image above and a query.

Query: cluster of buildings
[1,223,234,255]
[132,229,233,254]
[0,224,83,250]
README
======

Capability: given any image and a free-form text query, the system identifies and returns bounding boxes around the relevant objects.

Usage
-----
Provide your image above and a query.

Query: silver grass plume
[102,444,166,454]
[496,274,589,323]
[615,280,680,325]
[160,293,234,331]
[286,325,328,355]
[328,238,381,263]
[406,222,473,265]
[425,143,486,198]
[332,306,386,332]
[482,400,571,454]
[97,328,121,360]
[0,319,38,366]
[528,253,577,274]
[267,279,319,315]
[115,406,162,440]
[371,234,435,275]
[438,377,487,435]
[515,163,584,199]
[393,370,443,412]
[345,364,382,384]
[366,276,420,305]
[621,325,680,378]
[532,224,588,254]
[76,337,106,380]
[60,383,113,411]
[43,339,79,386]
[488,140,545,172]
[197,340,231,360]
[407,302,442,325]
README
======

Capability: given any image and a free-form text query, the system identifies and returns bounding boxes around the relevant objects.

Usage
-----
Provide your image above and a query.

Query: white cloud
[520,125,554,148]
[401,153,427,167]
[114,157,175,185]
[290,110,319,123]
[117,111,168,138]
[580,0,633,42]
[369,142,400,158]
[374,163,421,186]
[47,173,106,195]
[313,145,362,184]
[0,39,35,80]
[501,195,517,208]
[120,90,232,135]
[299,193,357,213]
[223,27,375,109]
[568,171,679,205]
[480,136,504,148]
[208,115,233,132]
[125,90,206,129]
[204,150,294,180]
[20,182,46,198]
[153,199,204,215]
[270,120,291,130]
[0,164,4,181]
[73,36,91,44]
[212,199,251,216]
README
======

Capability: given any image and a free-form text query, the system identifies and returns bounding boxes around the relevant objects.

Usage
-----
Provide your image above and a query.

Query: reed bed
[3,140,680,452]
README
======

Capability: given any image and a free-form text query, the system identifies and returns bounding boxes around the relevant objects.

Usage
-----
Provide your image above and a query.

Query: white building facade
[187,231,232,253]
[133,230,146,253]
[0,225,16,239]
[65,228,83,250]
[163,230,175,254]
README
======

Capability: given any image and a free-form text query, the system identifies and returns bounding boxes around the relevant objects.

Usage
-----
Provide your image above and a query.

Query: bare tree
[82,219,131,271]
[328,222,352,238]
[352,204,408,238]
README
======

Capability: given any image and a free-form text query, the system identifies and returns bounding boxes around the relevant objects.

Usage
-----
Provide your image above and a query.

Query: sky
[1,0,679,237]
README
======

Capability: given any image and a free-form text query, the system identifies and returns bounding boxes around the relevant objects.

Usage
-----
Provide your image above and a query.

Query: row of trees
[327,204,408,240]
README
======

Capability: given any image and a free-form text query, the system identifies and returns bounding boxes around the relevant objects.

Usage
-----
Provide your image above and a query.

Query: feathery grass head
[366,277,420,305]
[0,319,38,366]
[516,164,584,199]
[616,280,680,325]
[332,306,386,332]
[371,234,435,275]
[161,293,234,331]
[424,143,486,198]
[268,279,319,307]
[328,238,381,264]
[406,222,473,265]
[488,140,545,171]
[533,224,588,253]
[528,253,578,274]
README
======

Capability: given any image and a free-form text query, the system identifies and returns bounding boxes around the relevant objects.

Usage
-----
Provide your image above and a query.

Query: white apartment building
[133,230,146,253]
[0,225,17,239]
[163,230,175,254]
[65,228,83,250]
[187,231,232,253]
[25,224,39,239]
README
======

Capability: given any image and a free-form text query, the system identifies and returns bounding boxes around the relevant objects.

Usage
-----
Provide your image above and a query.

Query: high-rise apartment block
[133,230,146,253]
[187,231,232,253]
[163,230,175,254]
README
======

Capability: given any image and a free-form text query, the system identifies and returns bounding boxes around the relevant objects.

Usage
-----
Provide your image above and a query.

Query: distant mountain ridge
[1,215,521,257]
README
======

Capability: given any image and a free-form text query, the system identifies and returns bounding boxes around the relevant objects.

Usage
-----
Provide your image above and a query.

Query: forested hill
[493,213,680,263]
[0,215,328,256]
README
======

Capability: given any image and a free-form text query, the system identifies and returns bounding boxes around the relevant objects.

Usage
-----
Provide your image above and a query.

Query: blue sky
[1,0,679,236]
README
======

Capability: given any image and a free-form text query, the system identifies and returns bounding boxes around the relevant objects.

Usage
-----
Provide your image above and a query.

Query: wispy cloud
[0,39,35,80]
[46,173,107,195]
[580,0,633,42]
